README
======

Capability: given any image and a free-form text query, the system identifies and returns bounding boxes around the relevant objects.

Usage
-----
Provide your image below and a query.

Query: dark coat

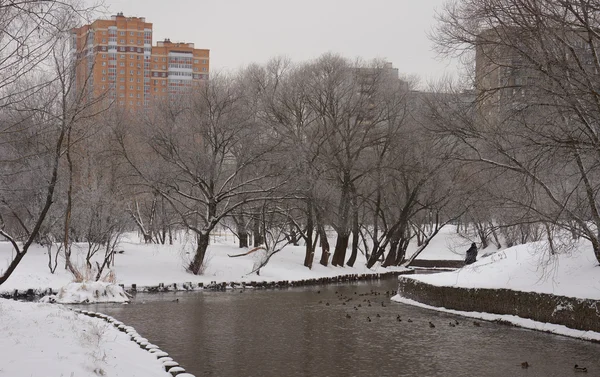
[464,243,478,265]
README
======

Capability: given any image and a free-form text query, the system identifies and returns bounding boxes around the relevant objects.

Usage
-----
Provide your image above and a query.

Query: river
[91,277,600,377]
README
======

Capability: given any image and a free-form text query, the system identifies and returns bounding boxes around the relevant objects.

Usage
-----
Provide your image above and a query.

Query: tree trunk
[188,232,210,275]
[304,200,315,269]
[252,216,264,246]
[318,224,330,267]
[331,233,349,267]
[346,206,359,267]
[382,238,398,267]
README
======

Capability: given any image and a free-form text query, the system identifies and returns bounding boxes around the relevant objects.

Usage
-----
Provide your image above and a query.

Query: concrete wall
[398,277,600,332]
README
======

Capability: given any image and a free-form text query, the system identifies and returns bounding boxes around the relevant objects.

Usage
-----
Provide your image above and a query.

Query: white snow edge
[391,294,600,342]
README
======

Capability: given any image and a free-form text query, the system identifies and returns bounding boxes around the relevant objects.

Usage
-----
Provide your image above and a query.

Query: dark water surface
[91,278,600,377]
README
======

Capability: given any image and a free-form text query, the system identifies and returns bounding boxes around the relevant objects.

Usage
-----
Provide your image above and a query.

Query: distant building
[72,13,210,111]
[474,27,597,120]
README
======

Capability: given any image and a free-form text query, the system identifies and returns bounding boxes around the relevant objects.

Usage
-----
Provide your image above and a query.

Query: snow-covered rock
[40,281,131,304]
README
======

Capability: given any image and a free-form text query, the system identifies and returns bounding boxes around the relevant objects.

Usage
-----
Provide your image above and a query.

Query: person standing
[464,242,478,265]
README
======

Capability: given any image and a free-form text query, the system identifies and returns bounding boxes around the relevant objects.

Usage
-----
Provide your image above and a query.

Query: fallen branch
[227,246,266,258]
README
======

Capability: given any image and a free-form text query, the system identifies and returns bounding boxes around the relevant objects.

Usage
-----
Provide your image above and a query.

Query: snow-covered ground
[0,231,421,294]
[0,299,169,377]
[407,239,600,300]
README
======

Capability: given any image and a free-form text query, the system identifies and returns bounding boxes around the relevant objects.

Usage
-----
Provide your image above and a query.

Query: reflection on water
[92,279,600,377]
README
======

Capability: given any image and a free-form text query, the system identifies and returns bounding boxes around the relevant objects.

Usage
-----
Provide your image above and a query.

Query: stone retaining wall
[398,277,600,333]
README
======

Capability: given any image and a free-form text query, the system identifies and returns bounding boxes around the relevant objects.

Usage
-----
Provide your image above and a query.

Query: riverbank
[0,232,424,297]
[0,298,171,377]
[392,239,600,341]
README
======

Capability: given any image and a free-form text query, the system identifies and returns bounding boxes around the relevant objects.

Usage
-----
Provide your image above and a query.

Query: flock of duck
[316,288,589,374]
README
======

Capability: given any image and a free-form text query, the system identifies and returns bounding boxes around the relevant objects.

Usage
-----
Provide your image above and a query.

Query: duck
[429,321,436,328]
[407,318,413,323]
[521,361,529,369]
[367,316,372,322]
[172,298,179,302]
[449,322,456,327]
[325,302,330,306]
[574,364,588,373]
[381,302,386,307]
[376,313,381,318]
[345,314,351,319]
[342,302,346,306]
[473,321,481,327]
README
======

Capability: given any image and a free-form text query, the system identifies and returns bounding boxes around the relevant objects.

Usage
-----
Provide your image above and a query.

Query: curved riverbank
[394,276,600,341]
[0,298,172,377]
[0,270,413,300]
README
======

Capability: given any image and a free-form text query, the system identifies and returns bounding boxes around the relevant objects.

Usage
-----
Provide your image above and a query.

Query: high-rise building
[72,13,209,111]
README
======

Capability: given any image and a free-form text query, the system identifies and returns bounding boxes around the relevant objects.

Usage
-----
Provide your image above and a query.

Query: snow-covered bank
[408,239,600,300]
[0,233,413,295]
[0,299,170,377]
[392,296,600,343]
[40,282,131,304]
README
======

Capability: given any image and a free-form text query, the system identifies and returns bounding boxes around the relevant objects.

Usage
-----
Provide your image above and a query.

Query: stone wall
[398,277,600,332]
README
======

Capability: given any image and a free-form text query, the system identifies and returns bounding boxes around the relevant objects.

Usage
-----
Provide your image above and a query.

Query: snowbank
[0,298,169,377]
[40,281,130,304]
[0,233,410,294]
[408,239,600,300]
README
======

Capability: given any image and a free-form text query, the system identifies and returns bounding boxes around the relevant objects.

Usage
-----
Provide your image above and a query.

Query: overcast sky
[100,0,457,83]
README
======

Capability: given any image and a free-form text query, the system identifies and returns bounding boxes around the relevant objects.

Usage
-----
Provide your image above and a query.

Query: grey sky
[100,0,456,83]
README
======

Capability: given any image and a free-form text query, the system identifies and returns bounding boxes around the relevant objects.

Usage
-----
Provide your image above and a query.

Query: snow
[0,298,170,377]
[40,282,130,304]
[0,232,408,295]
[407,239,600,300]
[405,225,475,260]
[391,296,600,342]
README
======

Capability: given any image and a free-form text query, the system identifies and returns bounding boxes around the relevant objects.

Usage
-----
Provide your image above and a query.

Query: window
[130,31,134,36]
[120,39,125,44]
[120,31,125,36]
[102,39,106,43]
[194,59,199,64]
[130,62,134,67]
[120,54,125,59]
[203,60,207,64]
[130,70,134,75]
[120,62,125,66]
[102,54,107,58]
[102,61,106,66]
[120,69,125,74]
[102,70,106,74]
[202,67,207,71]
[102,76,106,81]
[129,77,134,82]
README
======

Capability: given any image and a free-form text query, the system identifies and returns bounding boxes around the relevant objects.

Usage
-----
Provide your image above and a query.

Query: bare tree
[117,74,287,274]
[432,0,600,263]
[0,1,102,286]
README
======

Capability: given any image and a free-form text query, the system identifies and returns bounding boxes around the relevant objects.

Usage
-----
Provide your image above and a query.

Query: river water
[91,278,600,377]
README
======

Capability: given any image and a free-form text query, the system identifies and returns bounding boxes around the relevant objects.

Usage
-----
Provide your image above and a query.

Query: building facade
[72,13,209,111]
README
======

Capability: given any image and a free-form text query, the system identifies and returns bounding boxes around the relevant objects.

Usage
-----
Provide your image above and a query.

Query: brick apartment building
[72,13,209,111]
